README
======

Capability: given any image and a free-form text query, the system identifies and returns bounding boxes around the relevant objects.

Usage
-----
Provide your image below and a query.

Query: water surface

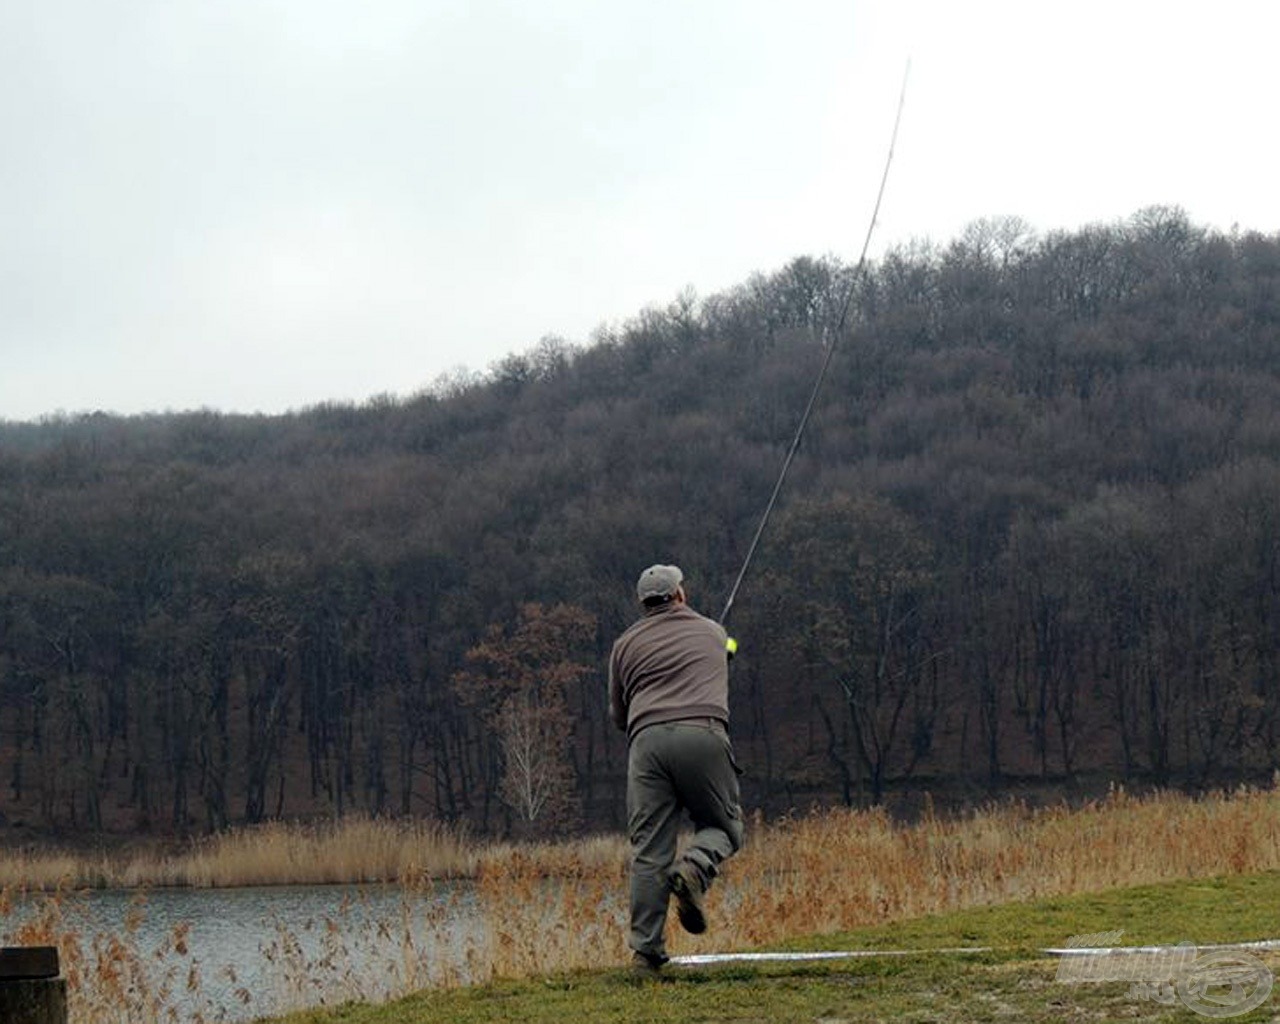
[4,883,477,1022]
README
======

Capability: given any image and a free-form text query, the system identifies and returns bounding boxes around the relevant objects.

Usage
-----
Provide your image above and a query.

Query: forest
[3,205,1280,839]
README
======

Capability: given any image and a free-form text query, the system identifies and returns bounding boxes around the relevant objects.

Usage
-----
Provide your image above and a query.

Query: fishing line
[718,60,911,627]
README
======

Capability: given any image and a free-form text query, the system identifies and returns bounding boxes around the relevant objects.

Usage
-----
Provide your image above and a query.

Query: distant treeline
[3,206,1280,837]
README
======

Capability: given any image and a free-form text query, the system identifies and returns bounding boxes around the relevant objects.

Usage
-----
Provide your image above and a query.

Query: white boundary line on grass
[1045,939,1280,956]
[672,939,1280,967]
[670,948,992,966]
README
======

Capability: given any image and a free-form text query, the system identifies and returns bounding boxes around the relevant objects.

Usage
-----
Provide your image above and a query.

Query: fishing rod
[718,61,911,628]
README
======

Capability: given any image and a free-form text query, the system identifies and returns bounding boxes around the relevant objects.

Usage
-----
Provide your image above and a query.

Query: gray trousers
[626,720,744,957]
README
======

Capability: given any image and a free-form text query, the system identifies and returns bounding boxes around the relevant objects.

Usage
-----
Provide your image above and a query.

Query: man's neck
[643,601,680,618]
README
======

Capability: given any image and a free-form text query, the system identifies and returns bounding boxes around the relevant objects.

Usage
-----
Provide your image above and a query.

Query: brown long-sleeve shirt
[608,602,729,740]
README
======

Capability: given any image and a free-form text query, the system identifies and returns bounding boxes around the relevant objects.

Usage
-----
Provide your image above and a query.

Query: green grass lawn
[268,872,1280,1024]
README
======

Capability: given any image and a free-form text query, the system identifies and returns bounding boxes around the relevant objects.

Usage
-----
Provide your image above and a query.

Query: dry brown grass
[0,849,117,892]
[464,781,1280,1005]
[0,816,481,891]
[696,784,1280,955]
[145,816,479,888]
[6,785,1280,1021]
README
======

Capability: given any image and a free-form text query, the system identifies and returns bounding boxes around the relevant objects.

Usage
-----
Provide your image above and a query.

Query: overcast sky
[3,1,1278,423]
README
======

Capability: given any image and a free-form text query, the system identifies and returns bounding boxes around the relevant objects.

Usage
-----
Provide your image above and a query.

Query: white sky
[2,0,1278,422]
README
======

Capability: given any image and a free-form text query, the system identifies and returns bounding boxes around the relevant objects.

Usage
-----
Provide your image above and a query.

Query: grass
[269,872,1280,1024]
[6,784,1280,1020]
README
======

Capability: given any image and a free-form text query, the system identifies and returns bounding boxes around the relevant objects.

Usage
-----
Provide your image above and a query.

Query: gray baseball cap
[636,564,683,602]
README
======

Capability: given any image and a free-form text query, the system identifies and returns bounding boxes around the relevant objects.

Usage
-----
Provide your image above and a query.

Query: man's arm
[607,643,627,733]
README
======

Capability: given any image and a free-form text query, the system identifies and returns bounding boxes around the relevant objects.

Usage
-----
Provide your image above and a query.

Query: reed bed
[0,849,118,892]
[0,816,481,891]
[706,784,1280,953]
[5,785,1280,1022]
[148,816,479,888]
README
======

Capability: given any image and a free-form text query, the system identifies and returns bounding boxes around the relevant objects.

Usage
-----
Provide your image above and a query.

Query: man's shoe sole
[670,869,707,935]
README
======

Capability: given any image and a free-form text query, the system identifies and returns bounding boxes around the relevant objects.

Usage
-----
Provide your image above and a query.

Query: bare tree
[495,691,575,829]
[455,603,595,836]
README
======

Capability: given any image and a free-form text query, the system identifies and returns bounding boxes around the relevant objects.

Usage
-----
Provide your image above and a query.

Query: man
[608,563,744,974]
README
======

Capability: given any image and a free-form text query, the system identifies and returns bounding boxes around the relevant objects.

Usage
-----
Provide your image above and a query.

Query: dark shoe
[669,861,707,935]
[631,950,669,975]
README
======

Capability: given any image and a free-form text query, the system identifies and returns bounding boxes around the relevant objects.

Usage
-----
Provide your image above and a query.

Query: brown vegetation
[5,785,1280,1021]
[0,816,478,890]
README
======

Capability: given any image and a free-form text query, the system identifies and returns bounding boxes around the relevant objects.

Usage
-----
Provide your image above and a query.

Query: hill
[3,206,1280,837]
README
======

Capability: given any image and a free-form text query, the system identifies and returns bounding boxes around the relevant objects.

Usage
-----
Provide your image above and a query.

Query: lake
[3,883,480,1022]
